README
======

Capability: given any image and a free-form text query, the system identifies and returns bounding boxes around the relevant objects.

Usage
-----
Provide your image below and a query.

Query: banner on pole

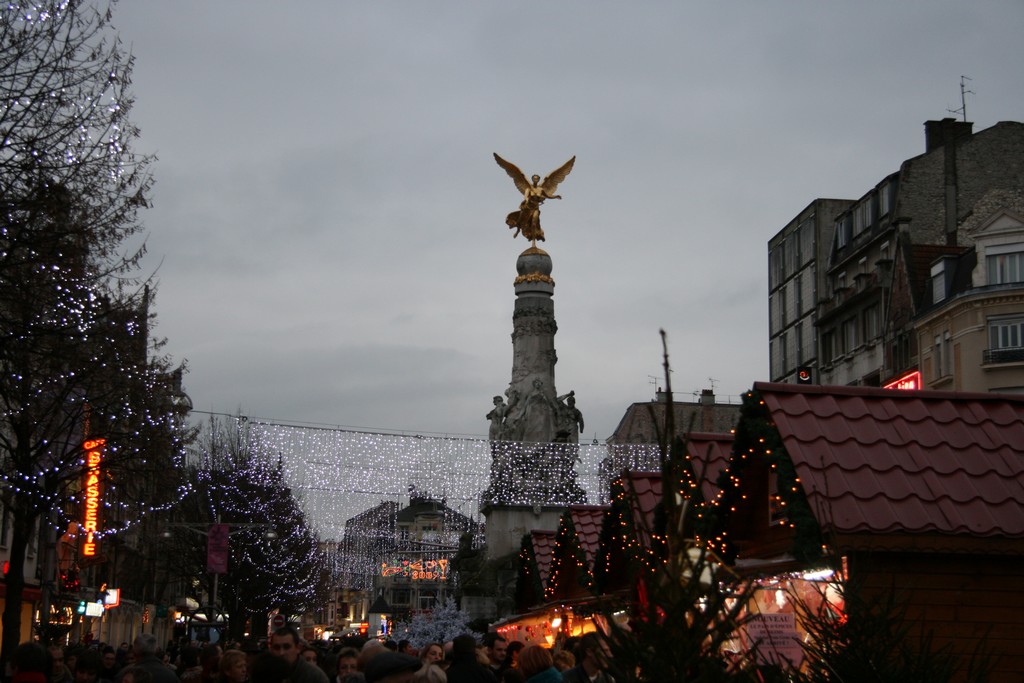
[207,524,230,574]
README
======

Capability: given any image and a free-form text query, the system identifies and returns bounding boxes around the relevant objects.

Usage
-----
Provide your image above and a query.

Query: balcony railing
[983,347,1024,364]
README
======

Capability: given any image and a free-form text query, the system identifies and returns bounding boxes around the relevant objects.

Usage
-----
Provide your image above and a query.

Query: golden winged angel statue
[494,153,575,244]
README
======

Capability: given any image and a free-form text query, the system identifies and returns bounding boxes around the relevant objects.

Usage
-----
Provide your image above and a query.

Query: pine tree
[167,418,330,641]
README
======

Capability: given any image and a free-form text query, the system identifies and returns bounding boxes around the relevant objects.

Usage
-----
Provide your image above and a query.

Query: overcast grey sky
[114,1,1024,442]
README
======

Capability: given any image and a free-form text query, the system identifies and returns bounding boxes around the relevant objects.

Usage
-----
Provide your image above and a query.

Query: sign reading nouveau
[81,438,106,557]
[381,558,449,581]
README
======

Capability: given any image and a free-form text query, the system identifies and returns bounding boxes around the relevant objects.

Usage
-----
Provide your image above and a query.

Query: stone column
[501,246,559,443]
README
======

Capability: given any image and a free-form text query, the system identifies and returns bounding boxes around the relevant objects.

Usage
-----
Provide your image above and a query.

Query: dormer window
[932,261,946,303]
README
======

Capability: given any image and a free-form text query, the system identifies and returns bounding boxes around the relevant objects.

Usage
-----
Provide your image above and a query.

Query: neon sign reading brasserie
[381,559,449,581]
[81,438,106,557]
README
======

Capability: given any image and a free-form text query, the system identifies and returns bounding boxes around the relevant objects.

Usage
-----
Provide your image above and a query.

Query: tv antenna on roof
[947,75,974,122]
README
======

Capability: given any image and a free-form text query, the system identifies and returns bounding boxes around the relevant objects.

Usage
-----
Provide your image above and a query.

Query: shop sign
[746,612,803,668]
[381,558,449,581]
[81,438,106,557]
[883,370,921,390]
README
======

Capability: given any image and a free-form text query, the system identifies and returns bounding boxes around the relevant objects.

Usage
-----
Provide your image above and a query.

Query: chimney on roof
[924,119,973,246]
[700,389,715,431]
[924,118,973,153]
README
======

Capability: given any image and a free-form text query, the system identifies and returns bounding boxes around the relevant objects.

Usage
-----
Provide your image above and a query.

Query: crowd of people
[7,629,611,683]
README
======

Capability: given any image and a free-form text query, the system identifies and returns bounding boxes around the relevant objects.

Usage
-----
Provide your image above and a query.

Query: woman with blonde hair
[415,644,446,683]
[516,646,560,683]
[219,650,248,683]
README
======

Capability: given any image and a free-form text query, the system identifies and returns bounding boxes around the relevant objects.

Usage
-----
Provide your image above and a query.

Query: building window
[771,245,786,289]
[891,332,911,372]
[780,286,788,327]
[931,260,949,303]
[990,316,1024,349]
[822,330,836,363]
[418,590,438,611]
[391,588,411,606]
[841,317,858,354]
[986,316,1024,364]
[795,273,803,316]
[934,331,952,379]
[986,248,1024,285]
[878,182,892,217]
[836,216,852,248]
[795,322,804,367]
[853,200,872,236]
[863,305,880,342]
[781,330,788,374]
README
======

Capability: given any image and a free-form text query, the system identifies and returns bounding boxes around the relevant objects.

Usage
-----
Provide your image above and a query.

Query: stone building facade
[769,119,1024,389]
[768,199,854,383]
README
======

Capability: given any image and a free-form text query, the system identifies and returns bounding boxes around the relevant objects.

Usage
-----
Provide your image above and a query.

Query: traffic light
[796,367,814,385]
[77,601,87,615]
[61,568,80,593]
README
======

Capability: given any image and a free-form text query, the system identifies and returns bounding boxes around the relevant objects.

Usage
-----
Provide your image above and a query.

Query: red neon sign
[883,371,921,391]
[81,438,106,557]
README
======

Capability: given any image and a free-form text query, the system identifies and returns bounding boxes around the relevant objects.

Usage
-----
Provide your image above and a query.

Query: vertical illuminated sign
[81,438,106,557]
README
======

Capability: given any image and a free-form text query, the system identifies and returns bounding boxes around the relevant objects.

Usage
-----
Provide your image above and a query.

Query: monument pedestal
[481,502,564,559]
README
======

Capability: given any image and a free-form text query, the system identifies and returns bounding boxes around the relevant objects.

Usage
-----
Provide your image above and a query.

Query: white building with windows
[915,203,1024,393]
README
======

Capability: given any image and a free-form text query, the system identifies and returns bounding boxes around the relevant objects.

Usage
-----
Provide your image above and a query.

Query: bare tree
[0,0,187,661]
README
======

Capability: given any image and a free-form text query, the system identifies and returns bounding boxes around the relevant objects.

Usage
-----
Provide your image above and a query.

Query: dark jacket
[122,656,179,683]
[446,653,498,683]
[561,667,613,683]
[290,658,329,683]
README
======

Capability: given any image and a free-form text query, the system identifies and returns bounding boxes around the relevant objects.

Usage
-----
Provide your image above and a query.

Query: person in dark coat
[559,634,613,683]
[444,636,496,683]
[268,626,328,683]
[115,635,177,683]
[12,642,50,683]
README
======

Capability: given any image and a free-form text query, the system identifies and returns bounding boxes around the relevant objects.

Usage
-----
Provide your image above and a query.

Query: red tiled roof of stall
[569,505,609,569]
[546,505,609,599]
[614,434,732,539]
[686,432,734,502]
[754,382,1024,539]
[619,472,662,545]
[530,530,556,586]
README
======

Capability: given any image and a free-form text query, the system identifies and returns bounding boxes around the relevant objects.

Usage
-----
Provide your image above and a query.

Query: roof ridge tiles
[751,382,1024,541]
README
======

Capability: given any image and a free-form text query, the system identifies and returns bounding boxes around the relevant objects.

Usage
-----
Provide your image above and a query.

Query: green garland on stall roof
[722,388,824,565]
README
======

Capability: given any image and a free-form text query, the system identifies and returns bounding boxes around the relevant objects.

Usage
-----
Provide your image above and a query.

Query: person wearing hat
[363,653,421,683]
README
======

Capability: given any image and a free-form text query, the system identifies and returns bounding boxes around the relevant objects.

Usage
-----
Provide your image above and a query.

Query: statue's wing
[494,153,531,195]
[540,156,576,194]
